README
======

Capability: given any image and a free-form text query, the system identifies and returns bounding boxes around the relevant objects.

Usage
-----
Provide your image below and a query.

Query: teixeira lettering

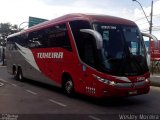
[37,52,63,59]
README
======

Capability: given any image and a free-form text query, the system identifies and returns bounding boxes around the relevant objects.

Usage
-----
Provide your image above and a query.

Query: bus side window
[46,24,72,51]
[19,34,28,47]
[28,31,44,48]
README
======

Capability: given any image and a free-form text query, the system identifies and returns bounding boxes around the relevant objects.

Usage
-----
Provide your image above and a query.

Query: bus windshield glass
[93,23,148,76]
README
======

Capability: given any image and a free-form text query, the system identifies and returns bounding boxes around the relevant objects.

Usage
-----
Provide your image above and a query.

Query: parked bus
[6,13,155,98]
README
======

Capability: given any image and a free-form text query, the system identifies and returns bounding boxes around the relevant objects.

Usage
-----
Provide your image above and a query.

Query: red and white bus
[6,13,154,98]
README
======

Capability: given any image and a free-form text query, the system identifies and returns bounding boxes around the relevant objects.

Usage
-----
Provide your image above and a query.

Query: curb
[150,75,160,87]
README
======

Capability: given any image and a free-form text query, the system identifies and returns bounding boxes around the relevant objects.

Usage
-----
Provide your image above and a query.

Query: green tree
[0,23,19,46]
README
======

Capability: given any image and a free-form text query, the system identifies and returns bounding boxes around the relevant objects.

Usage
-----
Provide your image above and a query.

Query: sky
[0,0,160,39]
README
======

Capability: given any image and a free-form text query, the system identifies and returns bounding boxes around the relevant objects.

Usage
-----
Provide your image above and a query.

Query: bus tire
[17,67,24,82]
[63,77,74,97]
[13,66,18,80]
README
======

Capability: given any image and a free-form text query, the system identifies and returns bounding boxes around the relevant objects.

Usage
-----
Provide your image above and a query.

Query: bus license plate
[128,90,137,95]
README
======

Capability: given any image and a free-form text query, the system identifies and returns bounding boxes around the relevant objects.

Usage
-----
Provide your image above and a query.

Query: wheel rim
[65,80,73,94]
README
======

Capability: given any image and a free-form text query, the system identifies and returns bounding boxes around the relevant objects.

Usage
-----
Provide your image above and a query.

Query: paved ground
[150,74,160,87]
[0,64,160,120]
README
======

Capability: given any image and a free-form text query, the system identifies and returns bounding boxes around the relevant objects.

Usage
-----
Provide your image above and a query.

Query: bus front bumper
[98,81,150,98]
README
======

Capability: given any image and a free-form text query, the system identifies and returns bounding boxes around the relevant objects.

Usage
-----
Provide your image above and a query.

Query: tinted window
[94,23,148,76]
[8,24,72,51]
[7,35,23,50]
[28,24,72,51]
[82,33,95,67]
[70,20,96,67]
[46,24,72,51]
[28,30,44,48]
[123,27,145,56]
[69,20,91,60]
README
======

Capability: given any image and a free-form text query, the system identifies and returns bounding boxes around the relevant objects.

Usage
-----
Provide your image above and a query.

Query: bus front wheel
[63,78,74,97]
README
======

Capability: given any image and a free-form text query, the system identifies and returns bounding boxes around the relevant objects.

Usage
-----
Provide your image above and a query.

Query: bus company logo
[37,52,63,59]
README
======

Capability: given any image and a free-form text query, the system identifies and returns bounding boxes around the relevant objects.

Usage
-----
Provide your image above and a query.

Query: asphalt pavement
[0,61,160,120]
[150,74,160,87]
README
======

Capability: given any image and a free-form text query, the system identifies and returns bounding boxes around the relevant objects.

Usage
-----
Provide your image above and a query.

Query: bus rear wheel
[63,78,74,97]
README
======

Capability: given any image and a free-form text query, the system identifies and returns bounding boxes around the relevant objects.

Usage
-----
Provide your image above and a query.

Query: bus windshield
[93,23,148,76]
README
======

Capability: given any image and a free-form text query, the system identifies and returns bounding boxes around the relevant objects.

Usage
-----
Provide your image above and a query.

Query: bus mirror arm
[141,32,159,50]
[80,29,103,50]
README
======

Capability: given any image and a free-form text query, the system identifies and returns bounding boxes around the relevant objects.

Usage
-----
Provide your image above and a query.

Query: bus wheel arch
[62,73,75,97]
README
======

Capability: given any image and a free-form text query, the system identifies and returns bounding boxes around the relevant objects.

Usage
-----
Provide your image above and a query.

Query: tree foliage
[0,23,19,46]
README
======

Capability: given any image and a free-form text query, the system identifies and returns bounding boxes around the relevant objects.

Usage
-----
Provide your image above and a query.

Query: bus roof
[8,13,136,38]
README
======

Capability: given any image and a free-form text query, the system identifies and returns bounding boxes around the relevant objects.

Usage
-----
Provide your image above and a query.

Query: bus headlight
[145,78,150,83]
[93,74,116,86]
[109,81,116,86]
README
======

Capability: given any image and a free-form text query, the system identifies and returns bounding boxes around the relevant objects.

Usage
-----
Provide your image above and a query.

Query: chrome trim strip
[115,81,146,88]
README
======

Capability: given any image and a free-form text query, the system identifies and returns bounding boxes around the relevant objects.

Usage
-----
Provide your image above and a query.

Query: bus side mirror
[80,29,103,50]
[141,32,158,50]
